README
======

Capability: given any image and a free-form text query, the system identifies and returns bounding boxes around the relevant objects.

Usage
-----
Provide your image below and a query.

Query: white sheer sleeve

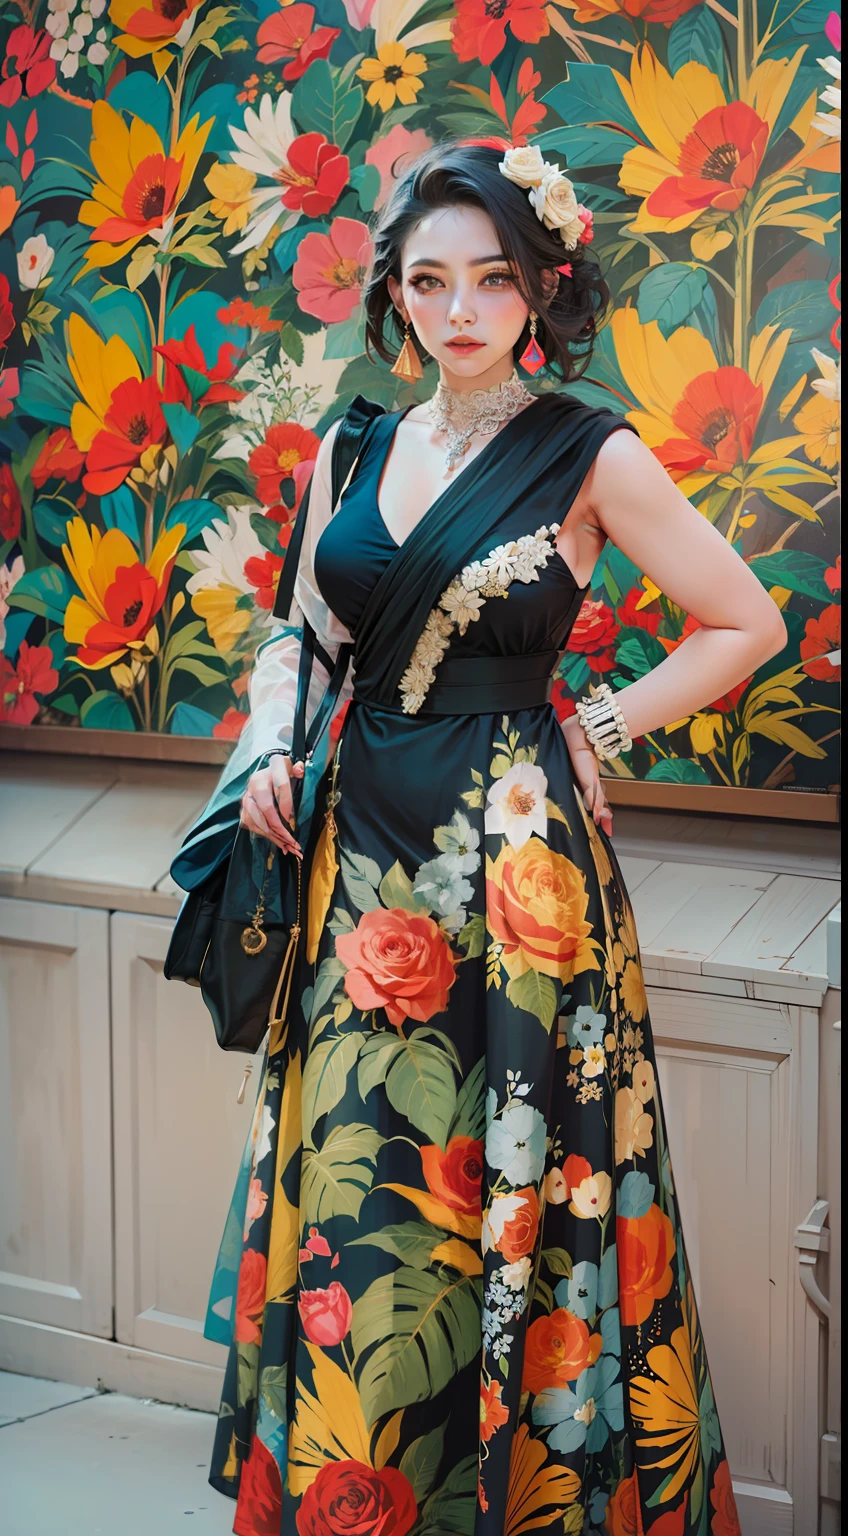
[213,422,353,802]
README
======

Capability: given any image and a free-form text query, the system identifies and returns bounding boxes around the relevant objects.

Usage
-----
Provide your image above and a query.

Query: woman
[200,140,783,1535]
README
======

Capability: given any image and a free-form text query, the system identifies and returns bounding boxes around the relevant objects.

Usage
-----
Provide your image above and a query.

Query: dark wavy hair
[362,139,611,384]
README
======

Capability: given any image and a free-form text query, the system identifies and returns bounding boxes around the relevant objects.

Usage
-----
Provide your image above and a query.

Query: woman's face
[386,203,531,389]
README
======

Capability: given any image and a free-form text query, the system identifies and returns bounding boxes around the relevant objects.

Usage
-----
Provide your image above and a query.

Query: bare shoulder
[584,426,664,518]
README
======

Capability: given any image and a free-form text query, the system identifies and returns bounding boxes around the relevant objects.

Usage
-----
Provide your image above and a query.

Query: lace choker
[427,370,536,471]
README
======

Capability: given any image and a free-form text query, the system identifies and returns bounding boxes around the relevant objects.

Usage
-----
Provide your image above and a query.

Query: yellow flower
[79,102,212,271]
[190,586,252,653]
[204,161,257,236]
[63,517,185,670]
[357,43,427,112]
[793,349,841,470]
[689,711,725,755]
[620,959,648,1023]
[110,0,204,59]
[631,1325,703,1503]
[66,313,142,452]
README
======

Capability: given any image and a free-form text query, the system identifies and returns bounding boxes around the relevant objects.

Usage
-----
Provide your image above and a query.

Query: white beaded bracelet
[574,682,632,761]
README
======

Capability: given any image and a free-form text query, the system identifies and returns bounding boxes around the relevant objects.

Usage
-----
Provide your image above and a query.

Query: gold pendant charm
[241,924,268,955]
[391,330,423,383]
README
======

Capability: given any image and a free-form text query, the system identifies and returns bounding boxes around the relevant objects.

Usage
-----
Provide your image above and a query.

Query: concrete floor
[0,1371,235,1535]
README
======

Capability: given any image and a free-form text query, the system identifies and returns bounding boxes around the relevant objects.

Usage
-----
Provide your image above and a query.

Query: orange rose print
[489,1185,540,1262]
[521,1306,591,1395]
[617,1202,676,1326]
[486,836,599,982]
[710,1459,742,1535]
[421,1136,483,1216]
[604,1470,639,1535]
[335,907,458,1028]
[480,1378,510,1442]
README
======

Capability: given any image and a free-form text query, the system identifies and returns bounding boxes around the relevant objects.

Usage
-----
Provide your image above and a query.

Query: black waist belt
[354,651,559,716]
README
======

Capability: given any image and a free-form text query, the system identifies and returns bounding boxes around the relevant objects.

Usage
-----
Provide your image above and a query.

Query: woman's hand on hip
[240,754,305,857]
[561,715,613,836]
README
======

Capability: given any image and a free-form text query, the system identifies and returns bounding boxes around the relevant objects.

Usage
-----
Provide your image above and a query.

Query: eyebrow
[406,254,510,269]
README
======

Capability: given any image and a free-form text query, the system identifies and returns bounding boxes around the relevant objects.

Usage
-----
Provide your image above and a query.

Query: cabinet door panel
[110,912,262,1367]
[0,897,112,1335]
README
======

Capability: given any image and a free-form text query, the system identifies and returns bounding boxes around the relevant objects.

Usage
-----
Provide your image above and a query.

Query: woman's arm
[561,427,788,834]
[588,428,788,739]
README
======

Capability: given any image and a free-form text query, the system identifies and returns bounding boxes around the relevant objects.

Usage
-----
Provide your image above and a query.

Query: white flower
[810,347,841,402]
[812,54,841,139]
[49,35,69,58]
[48,0,77,14]
[186,507,268,597]
[500,1255,533,1290]
[59,50,79,76]
[73,10,93,35]
[87,40,109,64]
[498,144,546,189]
[67,30,85,51]
[17,234,54,291]
[439,580,484,635]
[582,1044,605,1079]
[229,93,299,255]
[459,560,487,591]
[528,167,583,247]
[574,1397,597,1426]
[45,11,69,37]
[481,542,519,585]
[485,762,548,850]
[88,0,107,13]
[254,1104,276,1164]
[95,25,107,38]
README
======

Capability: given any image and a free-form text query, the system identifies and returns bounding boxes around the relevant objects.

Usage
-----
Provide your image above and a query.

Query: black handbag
[164,397,384,1085]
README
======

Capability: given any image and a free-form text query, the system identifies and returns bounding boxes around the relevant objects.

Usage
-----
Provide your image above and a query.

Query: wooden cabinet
[110,913,262,1369]
[0,897,113,1338]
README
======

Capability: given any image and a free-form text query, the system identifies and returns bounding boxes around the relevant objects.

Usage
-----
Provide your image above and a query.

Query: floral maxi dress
[197,393,742,1536]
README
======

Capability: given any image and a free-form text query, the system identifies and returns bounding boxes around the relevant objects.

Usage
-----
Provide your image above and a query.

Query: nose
[447,284,477,328]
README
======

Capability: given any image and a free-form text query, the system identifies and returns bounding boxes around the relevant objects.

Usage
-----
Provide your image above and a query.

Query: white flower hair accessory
[498,144,594,253]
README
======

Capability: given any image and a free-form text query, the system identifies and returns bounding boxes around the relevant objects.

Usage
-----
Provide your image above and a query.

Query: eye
[482,270,515,287]
[409,274,443,292]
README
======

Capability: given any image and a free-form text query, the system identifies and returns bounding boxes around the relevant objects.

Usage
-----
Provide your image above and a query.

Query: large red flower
[451,0,549,67]
[233,1435,282,1536]
[421,1136,483,1216]
[249,422,320,508]
[256,4,340,81]
[0,643,59,725]
[31,428,86,489]
[244,549,284,610]
[566,598,620,672]
[616,586,662,636]
[800,604,841,682]
[234,1248,267,1345]
[656,367,763,481]
[0,274,14,347]
[298,1280,353,1346]
[0,25,55,107]
[279,133,349,217]
[91,151,183,246]
[0,463,22,541]
[522,1307,592,1395]
[648,101,769,221]
[710,1458,742,1536]
[156,323,244,410]
[84,376,168,495]
[296,1461,417,1536]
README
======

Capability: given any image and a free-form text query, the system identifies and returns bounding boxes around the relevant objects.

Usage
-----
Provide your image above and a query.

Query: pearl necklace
[427,370,536,471]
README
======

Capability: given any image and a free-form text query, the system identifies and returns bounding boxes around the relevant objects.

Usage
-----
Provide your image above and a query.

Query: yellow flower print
[631,1325,707,1504]
[620,959,648,1023]
[357,43,427,112]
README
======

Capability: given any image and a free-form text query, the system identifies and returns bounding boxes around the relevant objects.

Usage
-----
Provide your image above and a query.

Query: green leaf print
[260,1365,288,1423]
[418,1453,478,1535]
[399,1421,447,1504]
[352,1268,481,1424]
[310,957,347,1025]
[457,912,485,959]
[301,1123,384,1222]
[302,1032,367,1147]
[236,1342,260,1411]
[541,1246,574,1279]
[448,1057,486,1141]
[348,1220,447,1267]
[506,969,559,1033]
[340,849,383,913]
[357,1032,405,1100]
[379,859,430,914]
[385,1038,459,1150]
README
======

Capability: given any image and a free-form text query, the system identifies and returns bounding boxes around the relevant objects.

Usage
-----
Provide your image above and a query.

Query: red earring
[519,313,546,376]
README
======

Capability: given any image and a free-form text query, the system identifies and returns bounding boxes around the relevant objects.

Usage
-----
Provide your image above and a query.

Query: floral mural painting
[0,0,841,798]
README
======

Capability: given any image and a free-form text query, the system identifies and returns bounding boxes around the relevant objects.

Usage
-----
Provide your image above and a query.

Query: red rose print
[234,1248,267,1345]
[522,1307,591,1395]
[0,462,21,540]
[233,1435,282,1536]
[710,1459,742,1535]
[296,1459,417,1536]
[421,1136,483,1215]
[566,598,620,672]
[298,1280,353,1346]
[335,907,458,1028]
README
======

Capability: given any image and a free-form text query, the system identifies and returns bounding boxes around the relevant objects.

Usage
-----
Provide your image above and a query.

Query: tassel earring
[519,313,546,376]
[391,319,424,382]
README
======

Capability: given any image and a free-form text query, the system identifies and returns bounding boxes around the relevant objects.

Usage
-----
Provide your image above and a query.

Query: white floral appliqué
[399,522,562,715]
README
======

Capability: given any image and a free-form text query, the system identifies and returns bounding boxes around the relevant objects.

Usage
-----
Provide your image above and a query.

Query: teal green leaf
[7,565,71,623]
[637,263,709,336]
[340,849,383,913]
[348,1220,446,1267]
[645,757,712,785]
[505,969,558,1033]
[357,1032,404,1099]
[448,1056,486,1141]
[281,321,304,367]
[80,691,136,731]
[749,549,834,602]
[351,1268,480,1424]
[165,498,222,540]
[301,1123,383,1222]
[418,1454,478,1535]
[667,3,729,94]
[379,858,428,913]
[292,58,363,151]
[309,956,347,1024]
[162,401,202,456]
[33,499,73,548]
[170,702,218,736]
